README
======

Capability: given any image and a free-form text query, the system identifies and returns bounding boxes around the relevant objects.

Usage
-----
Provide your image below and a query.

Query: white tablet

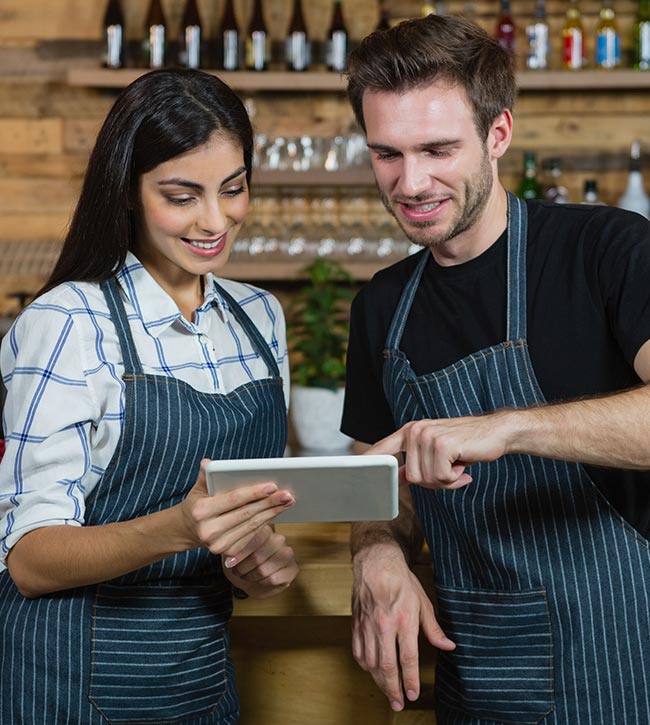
[205,454,399,523]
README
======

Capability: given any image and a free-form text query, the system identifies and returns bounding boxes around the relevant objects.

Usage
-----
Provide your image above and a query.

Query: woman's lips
[181,233,228,257]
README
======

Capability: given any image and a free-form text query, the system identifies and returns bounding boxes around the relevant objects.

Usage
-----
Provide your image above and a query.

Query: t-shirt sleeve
[586,210,650,368]
[341,288,397,444]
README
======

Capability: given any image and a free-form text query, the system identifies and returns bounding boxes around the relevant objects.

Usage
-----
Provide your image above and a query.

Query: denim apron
[0,276,287,724]
[383,193,650,724]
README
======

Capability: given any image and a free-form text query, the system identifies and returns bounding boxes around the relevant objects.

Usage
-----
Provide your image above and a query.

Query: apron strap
[211,281,281,378]
[385,250,429,350]
[505,191,528,341]
[101,277,144,375]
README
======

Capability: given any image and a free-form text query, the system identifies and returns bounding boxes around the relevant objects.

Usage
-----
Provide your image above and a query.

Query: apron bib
[383,194,650,725]
[0,277,287,724]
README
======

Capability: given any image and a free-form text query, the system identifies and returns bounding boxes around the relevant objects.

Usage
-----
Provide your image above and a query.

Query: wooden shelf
[67,67,650,92]
[66,67,347,91]
[253,168,374,186]
[517,69,650,90]
[223,258,396,281]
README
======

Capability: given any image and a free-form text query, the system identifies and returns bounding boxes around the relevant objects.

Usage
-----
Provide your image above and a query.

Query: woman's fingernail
[263,483,278,495]
[278,493,294,505]
[224,557,237,568]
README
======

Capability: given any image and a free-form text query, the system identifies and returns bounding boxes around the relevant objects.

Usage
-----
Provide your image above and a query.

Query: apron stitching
[403,342,527,385]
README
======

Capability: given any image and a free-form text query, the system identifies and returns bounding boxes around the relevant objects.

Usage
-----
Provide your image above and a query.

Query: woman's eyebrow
[156,166,247,190]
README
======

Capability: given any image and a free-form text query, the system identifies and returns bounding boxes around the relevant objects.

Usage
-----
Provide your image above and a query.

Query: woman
[0,69,298,724]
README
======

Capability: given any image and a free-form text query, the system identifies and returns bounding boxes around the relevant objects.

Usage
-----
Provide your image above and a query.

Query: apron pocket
[89,580,233,724]
[434,585,553,725]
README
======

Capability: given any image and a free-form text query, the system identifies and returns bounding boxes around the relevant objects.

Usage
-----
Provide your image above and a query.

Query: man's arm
[350,458,455,713]
[370,341,650,490]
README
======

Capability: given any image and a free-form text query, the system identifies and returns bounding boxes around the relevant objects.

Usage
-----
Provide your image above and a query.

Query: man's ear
[487,109,513,160]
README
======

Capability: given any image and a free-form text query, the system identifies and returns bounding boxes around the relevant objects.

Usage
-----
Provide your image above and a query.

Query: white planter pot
[290,385,353,454]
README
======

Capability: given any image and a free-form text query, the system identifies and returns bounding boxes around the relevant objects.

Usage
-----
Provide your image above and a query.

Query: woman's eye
[223,186,246,197]
[166,196,193,206]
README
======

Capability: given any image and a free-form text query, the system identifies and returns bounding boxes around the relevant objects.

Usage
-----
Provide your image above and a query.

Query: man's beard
[379,149,493,249]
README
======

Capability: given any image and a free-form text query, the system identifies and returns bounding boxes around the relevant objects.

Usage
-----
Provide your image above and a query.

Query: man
[341,13,650,725]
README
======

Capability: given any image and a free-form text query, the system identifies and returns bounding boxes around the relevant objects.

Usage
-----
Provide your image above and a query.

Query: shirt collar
[115,252,230,337]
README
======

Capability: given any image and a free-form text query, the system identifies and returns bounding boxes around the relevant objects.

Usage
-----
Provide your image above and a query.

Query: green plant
[287,258,355,390]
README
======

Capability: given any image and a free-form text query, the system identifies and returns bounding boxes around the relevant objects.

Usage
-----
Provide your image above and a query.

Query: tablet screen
[205,454,398,523]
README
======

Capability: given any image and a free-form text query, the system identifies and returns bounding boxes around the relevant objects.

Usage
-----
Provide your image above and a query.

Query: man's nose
[396,156,431,198]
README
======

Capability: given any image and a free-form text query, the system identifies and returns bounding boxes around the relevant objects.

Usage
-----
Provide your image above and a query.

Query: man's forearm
[504,383,650,469]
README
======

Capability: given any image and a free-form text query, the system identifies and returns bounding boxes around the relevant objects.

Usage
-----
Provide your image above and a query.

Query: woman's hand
[180,459,295,560]
[221,524,299,599]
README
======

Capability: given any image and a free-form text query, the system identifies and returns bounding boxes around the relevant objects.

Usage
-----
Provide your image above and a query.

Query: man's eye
[374,152,397,161]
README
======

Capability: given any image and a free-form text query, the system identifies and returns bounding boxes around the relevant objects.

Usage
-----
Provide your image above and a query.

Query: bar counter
[230,522,437,724]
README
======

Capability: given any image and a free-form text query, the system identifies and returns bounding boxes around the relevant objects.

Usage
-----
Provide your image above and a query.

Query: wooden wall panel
[0,153,86,179]
[0,215,70,241]
[0,178,78,214]
[0,119,62,154]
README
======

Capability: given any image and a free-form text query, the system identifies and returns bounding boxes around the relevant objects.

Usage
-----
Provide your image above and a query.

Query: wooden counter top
[230,522,438,724]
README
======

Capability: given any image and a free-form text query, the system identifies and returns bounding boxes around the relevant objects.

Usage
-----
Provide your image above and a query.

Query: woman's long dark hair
[38,69,253,296]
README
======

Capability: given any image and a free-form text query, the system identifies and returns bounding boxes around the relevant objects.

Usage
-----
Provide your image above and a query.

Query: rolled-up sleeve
[0,302,99,568]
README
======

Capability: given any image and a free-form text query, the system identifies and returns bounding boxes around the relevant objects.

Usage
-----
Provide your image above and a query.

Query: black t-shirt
[342,200,650,538]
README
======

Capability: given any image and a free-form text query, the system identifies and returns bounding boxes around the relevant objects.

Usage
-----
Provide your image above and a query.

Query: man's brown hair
[346,14,516,141]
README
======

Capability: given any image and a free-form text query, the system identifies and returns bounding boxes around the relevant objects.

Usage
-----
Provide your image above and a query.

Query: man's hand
[351,543,455,712]
[369,415,513,489]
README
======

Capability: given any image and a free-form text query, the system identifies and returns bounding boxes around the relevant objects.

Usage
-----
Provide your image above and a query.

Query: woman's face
[134,131,249,291]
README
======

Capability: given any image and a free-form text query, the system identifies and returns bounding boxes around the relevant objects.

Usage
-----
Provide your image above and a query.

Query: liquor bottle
[143,0,167,69]
[221,0,240,71]
[178,0,202,69]
[246,0,270,71]
[376,1,391,31]
[562,0,585,70]
[595,0,621,69]
[420,0,446,16]
[633,0,650,70]
[102,0,125,69]
[327,0,348,72]
[495,0,516,58]
[582,179,605,204]
[618,141,650,218]
[543,158,569,203]
[286,0,310,72]
[526,0,549,70]
[517,151,542,200]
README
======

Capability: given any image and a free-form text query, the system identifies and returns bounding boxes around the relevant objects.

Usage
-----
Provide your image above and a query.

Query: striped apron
[0,276,287,724]
[383,193,650,724]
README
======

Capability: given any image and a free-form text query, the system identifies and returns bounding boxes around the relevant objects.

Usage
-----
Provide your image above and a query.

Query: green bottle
[633,0,650,70]
[517,151,542,200]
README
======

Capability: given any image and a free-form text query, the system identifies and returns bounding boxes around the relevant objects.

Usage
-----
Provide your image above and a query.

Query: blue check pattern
[0,253,289,566]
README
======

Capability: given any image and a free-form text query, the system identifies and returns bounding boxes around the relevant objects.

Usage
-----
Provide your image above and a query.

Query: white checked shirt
[0,253,289,567]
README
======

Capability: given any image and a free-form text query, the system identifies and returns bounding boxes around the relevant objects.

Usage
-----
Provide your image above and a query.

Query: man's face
[362,82,498,252]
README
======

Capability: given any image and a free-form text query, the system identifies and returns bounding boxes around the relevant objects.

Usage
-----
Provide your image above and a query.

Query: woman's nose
[197,200,226,235]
